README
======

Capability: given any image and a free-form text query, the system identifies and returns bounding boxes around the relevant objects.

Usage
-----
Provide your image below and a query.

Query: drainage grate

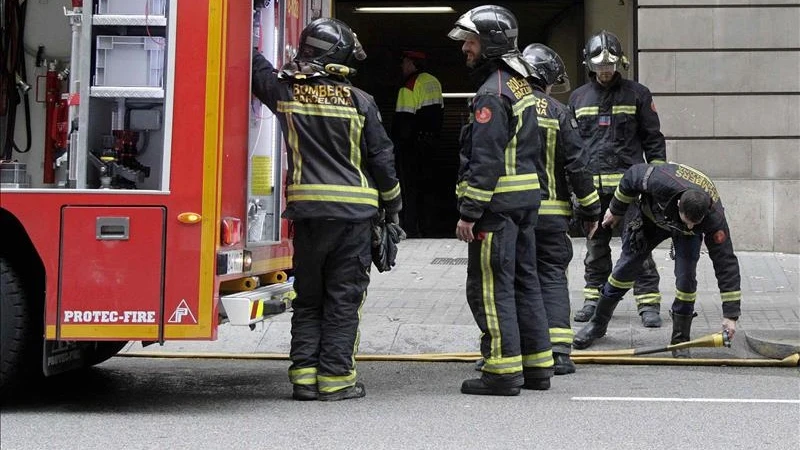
[431,257,468,265]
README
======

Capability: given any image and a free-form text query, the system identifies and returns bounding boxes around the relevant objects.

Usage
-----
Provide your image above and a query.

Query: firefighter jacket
[456,61,542,222]
[393,71,444,141]
[252,52,401,221]
[568,74,666,194]
[531,88,600,230]
[608,163,742,319]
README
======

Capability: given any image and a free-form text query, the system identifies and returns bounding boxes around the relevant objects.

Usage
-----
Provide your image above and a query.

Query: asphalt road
[1,357,798,450]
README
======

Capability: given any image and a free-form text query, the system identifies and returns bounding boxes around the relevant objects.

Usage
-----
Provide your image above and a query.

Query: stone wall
[635,0,800,252]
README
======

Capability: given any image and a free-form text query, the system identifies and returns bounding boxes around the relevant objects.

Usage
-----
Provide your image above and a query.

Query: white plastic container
[97,0,166,16]
[94,36,165,88]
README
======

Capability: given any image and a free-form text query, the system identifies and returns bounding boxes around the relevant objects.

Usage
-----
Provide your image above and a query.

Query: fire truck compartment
[57,206,166,340]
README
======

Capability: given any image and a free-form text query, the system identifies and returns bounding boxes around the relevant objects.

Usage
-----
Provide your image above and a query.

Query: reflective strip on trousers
[289,367,317,386]
[549,327,574,345]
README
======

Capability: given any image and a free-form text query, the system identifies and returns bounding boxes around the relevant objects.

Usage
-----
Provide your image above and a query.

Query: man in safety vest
[568,30,667,328]
[393,50,444,238]
[449,5,554,396]
[252,18,402,401]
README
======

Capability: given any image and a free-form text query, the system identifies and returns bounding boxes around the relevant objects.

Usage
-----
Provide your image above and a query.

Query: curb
[745,330,800,361]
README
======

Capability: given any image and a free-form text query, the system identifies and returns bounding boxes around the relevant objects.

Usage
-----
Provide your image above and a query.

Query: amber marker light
[177,212,202,224]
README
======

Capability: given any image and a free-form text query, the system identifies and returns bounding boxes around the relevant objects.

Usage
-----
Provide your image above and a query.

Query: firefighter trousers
[467,209,554,386]
[535,217,574,355]
[583,193,661,312]
[601,207,702,317]
[288,219,371,395]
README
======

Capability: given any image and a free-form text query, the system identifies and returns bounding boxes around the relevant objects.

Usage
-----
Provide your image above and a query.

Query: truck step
[220,281,294,326]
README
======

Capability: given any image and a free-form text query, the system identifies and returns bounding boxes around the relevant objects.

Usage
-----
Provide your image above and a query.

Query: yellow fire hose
[119,333,799,367]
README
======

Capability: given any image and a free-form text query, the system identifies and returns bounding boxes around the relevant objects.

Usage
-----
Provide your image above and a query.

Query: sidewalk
[123,238,800,360]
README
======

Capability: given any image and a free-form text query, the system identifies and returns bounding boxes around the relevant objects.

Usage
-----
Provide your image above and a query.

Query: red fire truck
[0,0,317,393]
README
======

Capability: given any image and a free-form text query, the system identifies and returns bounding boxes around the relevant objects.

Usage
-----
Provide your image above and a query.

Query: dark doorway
[336,1,585,237]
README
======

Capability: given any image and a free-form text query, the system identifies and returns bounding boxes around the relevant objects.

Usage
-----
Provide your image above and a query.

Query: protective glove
[387,212,400,225]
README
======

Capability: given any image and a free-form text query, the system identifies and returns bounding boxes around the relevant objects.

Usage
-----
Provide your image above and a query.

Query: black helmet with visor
[522,43,570,94]
[447,5,534,78]
[292,18,366,77]
[583,30,629,74]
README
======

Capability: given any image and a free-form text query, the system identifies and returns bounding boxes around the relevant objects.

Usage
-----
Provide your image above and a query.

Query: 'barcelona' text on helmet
[522,43,570,93]
[583,30,629,73]
[447,5,519,59]
[295,18,366,73]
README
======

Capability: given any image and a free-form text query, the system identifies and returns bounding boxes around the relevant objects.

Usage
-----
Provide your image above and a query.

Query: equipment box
[94,36,165,88]
[97,0,166,16]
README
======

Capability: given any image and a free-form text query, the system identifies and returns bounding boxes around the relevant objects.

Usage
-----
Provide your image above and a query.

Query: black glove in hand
[387,212,400,225]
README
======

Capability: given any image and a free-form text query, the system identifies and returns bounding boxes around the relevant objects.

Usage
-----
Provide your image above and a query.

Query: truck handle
[96,217,130,240]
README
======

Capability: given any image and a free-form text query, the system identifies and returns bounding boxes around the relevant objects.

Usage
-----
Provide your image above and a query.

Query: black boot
[640,309,663,328]
[573,301,597,322]
[461,378,521,396]
[573,296,620,349]
[318,382,366,401]
[553,352,576,375]
[522,367,553,390]
[670,312,696,358]
[292,384,319,401]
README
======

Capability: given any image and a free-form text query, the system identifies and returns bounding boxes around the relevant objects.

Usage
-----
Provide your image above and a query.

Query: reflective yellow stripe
[289,367,318,385]
[350,115,368,188]
[575,106,599,117]
[612,105,637,115]
[381,181,401,202]
[522,349,554,368]
[318,371,357,392]
[540,200,572,215]
[456,181,493,202]
[675,290,697,302]
[287,184,379,206]
[577,190,600,207]
[545,127,557,199]
[550,327,574,344]
[456,175,539,201]
[650,159,666,165]
[720,291,741,302]
[609,275,634,290]
[614,186,636,204]
[512,95,537,115]
[537,117,560,130]
[481,235,502,359]
[596,173,624,189]
[495,173,539,193]
[635,293,662,305]
[583,287,600,299]
[278,100,361,119]
[482,355,523,375]
[286,112,302,184]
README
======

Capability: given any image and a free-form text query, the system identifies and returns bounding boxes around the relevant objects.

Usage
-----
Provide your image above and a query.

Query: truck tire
[84,341,129,367]
[0,257,37,394]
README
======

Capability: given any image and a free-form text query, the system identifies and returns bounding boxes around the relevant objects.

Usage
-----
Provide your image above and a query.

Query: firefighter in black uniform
[569,30,667,328]
[521,43,601,375]
[573,163,741,353]
[449,5,554,396]
[252,18,402,401]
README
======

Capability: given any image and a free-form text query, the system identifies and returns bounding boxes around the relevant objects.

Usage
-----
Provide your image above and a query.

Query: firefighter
[521,43,601,375]
[251,18,402,401]
[568,30,667,328]
[449,5,554,396]
[573,162,741,353]
[393,50,444,237]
